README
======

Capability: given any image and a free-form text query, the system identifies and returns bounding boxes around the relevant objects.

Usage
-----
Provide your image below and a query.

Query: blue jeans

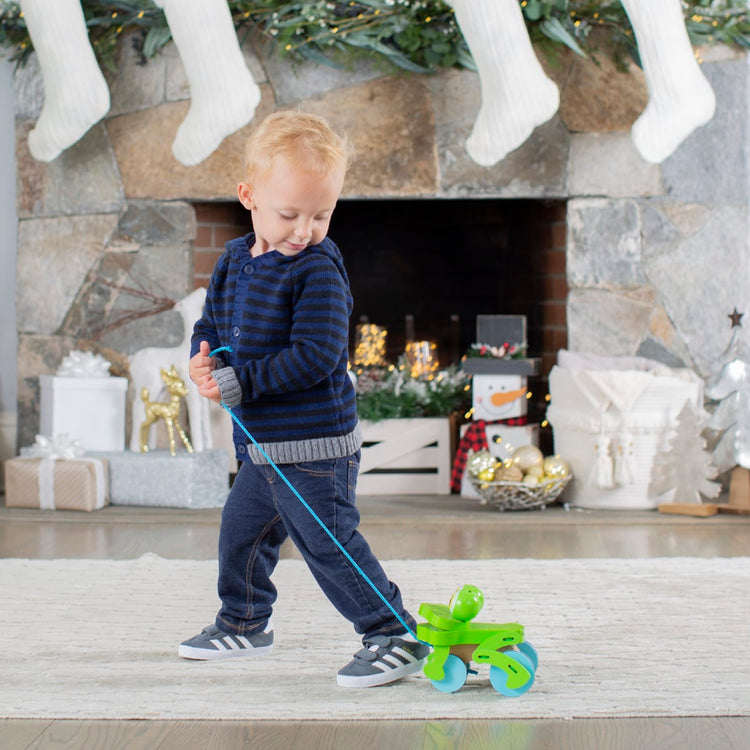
[215,452,416,641]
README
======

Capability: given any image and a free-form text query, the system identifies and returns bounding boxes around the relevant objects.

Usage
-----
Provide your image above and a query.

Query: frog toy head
[449,584,484,622]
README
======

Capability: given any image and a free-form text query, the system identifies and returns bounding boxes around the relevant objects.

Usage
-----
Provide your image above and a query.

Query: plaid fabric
[451,417,528,493]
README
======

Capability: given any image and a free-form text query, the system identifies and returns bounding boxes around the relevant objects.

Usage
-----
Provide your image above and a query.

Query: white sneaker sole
[178,643,274,660]
[336,656,427,688]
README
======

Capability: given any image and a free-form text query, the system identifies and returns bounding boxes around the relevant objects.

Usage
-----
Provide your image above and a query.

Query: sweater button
[232,326,240,337]
[242,264,254,275]
[237,444,246,454]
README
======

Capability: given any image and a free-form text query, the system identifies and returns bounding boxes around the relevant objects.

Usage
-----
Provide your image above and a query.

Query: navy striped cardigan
[191,233,361,465]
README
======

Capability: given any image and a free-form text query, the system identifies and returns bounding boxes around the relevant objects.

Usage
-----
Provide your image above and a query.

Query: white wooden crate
[358,418,451,495]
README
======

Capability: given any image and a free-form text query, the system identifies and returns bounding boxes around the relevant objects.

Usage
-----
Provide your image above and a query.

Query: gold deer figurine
[139,365,194,456]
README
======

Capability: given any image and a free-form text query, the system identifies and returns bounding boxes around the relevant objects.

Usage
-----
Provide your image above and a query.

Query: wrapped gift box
[90,449,229,508]
[4,456,108,511]
[40,375,128,452]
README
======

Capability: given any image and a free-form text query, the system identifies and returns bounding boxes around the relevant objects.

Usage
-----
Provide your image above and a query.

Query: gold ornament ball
[511,444,544,473]
[543,455,570,478]
[478,467,496,481]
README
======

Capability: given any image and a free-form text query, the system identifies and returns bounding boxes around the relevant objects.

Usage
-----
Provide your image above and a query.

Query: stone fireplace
[12,32,750,450]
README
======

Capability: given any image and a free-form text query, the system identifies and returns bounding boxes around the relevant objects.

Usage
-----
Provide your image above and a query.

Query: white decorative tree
[704,310,750,513]
[649,400,720,507]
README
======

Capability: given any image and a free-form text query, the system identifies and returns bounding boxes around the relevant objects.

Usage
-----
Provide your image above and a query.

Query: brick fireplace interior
[194,199,567,369]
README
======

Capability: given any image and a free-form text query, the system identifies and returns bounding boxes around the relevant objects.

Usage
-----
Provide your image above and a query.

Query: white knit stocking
[20,0,110,162]
[621,0,716,163]
[449,0,560,166]
[155,0,260,166]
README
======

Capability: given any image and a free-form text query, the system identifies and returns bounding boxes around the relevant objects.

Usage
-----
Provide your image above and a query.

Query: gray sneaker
[337,634,430,688]
[179,621,273,660]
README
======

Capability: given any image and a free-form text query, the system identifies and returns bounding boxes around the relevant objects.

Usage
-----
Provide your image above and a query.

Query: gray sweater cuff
[212,367,242,407]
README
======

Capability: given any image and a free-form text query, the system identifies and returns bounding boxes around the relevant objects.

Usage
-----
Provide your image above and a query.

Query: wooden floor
[2,493,749,750]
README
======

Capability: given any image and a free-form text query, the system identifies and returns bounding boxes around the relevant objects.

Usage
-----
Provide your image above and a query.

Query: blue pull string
[208,346,421,642]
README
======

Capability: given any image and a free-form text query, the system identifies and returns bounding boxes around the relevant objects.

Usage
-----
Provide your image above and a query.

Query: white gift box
[546,352,703,510]
[90,449,229,508]
[40,375,128,452]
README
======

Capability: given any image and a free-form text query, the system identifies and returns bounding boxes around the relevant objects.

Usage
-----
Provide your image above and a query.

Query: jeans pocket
[291,459,335,478]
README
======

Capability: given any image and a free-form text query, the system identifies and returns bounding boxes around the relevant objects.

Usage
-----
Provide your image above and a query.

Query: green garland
[1,1,748,75]
[355,360,471,421]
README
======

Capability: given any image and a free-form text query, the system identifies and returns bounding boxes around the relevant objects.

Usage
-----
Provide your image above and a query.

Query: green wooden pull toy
[417,584,539,695]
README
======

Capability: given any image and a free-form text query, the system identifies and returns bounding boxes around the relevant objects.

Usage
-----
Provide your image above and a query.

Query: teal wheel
[430,654,469,693]
[489,651,535,697]
[516,640,539,670]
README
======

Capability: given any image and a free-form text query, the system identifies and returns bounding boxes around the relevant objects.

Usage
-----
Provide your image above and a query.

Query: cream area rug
[1,555,748,721]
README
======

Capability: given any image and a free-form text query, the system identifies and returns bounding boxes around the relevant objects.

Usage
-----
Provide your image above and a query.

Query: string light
[405,340,439,379]
[353,324,388,367]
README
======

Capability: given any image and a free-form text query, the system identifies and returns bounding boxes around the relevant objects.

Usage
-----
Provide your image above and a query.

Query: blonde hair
[244,110,353,183]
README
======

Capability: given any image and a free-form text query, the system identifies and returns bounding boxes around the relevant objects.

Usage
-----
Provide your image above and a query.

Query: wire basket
[468,474,572,511]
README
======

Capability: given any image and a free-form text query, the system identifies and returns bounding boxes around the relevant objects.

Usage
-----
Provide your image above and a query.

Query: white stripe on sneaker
[379,655,402,669]
[390,646,417,663]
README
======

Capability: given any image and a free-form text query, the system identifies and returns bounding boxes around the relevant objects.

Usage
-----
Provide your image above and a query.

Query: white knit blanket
[1,555,748,720]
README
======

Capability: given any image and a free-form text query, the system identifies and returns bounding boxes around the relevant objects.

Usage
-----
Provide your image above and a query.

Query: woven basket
[468,474,572,511]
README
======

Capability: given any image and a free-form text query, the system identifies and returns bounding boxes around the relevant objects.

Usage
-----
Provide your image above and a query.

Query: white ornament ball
[511,445,544,473]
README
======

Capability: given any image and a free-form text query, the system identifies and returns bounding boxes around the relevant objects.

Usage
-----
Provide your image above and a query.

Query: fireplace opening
[193,198,568,378]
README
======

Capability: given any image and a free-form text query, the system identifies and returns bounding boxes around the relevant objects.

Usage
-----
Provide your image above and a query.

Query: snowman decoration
[455,316,542,497]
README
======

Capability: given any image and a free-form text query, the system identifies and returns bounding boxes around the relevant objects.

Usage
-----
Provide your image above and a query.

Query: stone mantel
[12,33,750,448]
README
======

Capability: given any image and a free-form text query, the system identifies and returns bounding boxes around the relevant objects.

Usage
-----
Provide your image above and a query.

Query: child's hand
[190,341,221,402]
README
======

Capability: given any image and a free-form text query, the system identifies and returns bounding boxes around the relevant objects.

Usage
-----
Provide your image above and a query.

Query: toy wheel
[489,651,535,697]
[516,640,539,670]
[430,654,469,693]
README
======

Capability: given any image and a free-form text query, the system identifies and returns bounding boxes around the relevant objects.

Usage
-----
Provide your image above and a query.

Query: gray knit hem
[212,367,242,408]
[246,422,362,465]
